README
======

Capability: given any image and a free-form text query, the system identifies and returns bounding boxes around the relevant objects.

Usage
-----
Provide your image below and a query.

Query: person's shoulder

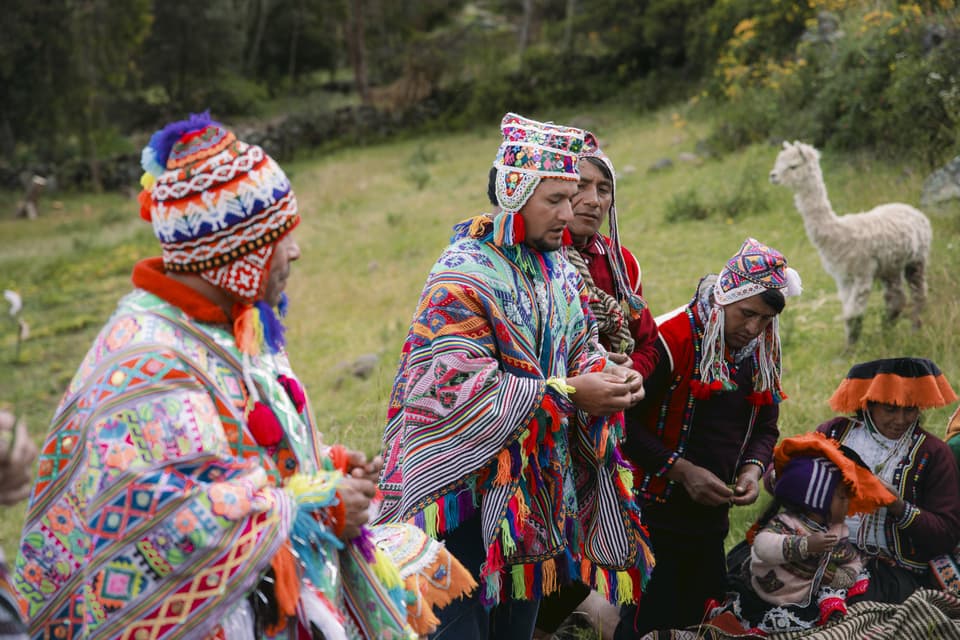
[817,415,857,436]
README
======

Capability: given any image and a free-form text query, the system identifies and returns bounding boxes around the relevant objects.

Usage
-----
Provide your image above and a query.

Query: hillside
[1,104,958,556]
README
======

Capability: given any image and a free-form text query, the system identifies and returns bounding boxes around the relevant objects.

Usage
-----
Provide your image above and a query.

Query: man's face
[722,293,779,350]
[263,233,301,307]
[569,159,613,247]
[520,178,577,252]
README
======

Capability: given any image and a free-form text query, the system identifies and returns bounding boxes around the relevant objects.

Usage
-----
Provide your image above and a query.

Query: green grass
[2,103,959,567]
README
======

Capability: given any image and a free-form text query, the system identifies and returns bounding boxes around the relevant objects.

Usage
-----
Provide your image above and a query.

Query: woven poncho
[377,215,654,607]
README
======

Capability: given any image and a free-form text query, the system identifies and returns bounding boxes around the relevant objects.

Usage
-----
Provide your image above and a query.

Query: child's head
[775,456,849,524]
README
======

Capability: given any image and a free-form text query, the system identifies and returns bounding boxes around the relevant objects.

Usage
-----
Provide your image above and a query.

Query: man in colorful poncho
[536,132,660,638]
[376,113,655,639]
[13,115,473,639]
[616,238,802,638]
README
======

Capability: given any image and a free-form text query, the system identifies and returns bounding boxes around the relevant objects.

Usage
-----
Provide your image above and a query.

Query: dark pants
[430,515,540,640]
[614,527,727,639]
[535,580,591,632]
[848,557,937,605]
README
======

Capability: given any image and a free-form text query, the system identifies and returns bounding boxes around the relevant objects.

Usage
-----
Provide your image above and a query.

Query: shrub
[665,188,709,222]
[705,1,960,164]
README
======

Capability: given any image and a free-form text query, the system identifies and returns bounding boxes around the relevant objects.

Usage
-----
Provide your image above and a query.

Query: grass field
[2,103,959,564]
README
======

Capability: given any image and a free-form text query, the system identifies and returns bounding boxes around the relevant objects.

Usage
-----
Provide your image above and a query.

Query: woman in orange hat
[818,357,960,604]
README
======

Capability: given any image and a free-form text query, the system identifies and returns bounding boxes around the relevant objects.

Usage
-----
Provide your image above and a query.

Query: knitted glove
[817,596,847,625]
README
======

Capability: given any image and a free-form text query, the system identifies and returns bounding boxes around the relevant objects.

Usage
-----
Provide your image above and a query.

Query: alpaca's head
[769,140,821,189]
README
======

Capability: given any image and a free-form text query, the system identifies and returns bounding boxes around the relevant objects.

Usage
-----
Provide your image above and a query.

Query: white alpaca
[769,141,931,345]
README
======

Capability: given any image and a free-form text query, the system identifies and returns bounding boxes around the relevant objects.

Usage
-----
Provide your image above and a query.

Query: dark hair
[582,156,613,183]
[487,166,498,206]
[760,287,786,314]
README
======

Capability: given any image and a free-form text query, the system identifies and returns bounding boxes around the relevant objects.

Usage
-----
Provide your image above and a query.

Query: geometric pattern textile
[13,285,435,639]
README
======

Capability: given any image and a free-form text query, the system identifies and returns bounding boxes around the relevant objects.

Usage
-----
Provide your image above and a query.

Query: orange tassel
[265,543,300,635]
[233,304,259,356]
[494,449,512,485]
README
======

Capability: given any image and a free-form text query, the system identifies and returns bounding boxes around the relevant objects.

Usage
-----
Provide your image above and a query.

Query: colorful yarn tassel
[278,374,306,412]
[248,400,283,446]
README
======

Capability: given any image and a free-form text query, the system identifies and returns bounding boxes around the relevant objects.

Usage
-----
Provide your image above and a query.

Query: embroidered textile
[490,113,585,246]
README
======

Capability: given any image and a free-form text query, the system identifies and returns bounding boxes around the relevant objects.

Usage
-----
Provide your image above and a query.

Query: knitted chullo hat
[138,112,300,307]
[491,112,585,246]
[138,112,299,362]
[829,357,958,413]
[773,432,896,516]
[696,238,803,406]
[775,456,842,518]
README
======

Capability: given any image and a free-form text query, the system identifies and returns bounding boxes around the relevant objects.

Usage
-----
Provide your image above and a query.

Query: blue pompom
[140,111,220,176]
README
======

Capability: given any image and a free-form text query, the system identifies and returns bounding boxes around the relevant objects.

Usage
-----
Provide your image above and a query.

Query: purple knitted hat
[774,456,842,517]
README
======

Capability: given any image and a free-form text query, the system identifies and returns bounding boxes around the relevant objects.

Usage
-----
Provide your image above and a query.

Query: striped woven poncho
[377,215,654,607]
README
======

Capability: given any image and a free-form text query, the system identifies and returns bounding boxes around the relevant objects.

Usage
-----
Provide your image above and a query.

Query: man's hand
[807,532,839,554]
[730,465,762,506]
[345,449,383,482]
[0,412,37,506]
[666,458,733,507]
[606,351,631,366]
[566,369,643,416]
[337,475,377,540]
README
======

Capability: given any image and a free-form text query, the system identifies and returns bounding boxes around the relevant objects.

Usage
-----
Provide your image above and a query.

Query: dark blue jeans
[430,515,540,640]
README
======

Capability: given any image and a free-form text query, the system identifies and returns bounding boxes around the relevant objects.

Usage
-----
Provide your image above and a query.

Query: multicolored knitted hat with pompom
[138,112,299,305]
[695,238,802,406]
[490,113,584,246]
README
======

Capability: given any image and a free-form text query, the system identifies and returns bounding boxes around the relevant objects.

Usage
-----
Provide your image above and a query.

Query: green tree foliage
[704,0,960,164]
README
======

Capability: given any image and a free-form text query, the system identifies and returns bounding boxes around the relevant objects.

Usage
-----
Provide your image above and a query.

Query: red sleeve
[618,244,660,379]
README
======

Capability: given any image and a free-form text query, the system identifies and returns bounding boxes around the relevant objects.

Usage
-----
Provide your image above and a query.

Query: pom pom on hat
[140,111,218,177]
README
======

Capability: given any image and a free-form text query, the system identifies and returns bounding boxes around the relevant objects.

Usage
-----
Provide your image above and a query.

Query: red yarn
[248,401,283,446]
[690,379,712,400]
[138,189,153,221]
[512,211,525,243]
[561,227,573,246]
[277,374,306,413]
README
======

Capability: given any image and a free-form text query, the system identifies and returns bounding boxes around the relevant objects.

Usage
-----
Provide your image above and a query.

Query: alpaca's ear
[797,145,808,161]
[782,140,790,149]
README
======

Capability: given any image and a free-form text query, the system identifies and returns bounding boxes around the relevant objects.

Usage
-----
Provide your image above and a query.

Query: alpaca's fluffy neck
[791,166,845,250]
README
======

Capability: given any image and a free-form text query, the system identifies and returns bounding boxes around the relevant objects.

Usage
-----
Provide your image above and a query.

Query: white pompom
[784,267,803,297]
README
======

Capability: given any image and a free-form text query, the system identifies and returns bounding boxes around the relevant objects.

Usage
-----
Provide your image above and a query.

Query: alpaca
[769,141,931,345]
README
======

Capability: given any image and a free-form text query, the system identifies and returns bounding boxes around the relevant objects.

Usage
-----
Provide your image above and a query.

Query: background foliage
[2,0,958,191]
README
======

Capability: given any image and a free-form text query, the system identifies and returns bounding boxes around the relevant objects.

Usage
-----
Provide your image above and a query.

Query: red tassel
[138,189,153,221]
[690,379,712,400]
[561,227,573,246]
[248,401,283,446]
[277,374,306,412]
[512,212,525,243]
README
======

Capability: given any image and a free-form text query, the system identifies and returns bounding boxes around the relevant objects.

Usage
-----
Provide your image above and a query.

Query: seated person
[818,357,960,604]
[712,433,894,633]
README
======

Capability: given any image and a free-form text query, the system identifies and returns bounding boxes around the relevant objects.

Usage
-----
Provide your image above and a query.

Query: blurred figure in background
[0,409,36,640]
